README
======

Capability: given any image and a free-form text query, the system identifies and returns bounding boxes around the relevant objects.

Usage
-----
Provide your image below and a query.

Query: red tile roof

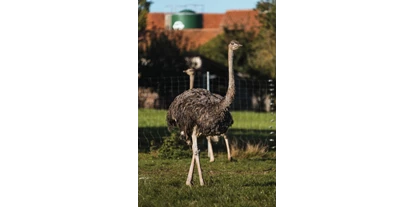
[220,10,260,31]
[181,29,222,49]
[202,14,225,28]
[139,28,221,50]
[144,10,261,49]
[146,13,165,30]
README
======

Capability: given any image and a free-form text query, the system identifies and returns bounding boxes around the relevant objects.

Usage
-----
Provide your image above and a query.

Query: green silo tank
[171,9,203,30]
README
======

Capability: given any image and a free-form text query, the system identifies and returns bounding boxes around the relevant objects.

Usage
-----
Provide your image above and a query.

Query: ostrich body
[167,40,242,186]
[183,68,231,162]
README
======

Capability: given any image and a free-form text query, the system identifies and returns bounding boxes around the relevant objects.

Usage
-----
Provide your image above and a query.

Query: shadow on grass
[138,127,275,152]
[242,181,276,187]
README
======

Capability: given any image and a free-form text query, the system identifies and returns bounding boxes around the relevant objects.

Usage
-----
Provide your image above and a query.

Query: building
[144,9,261,49]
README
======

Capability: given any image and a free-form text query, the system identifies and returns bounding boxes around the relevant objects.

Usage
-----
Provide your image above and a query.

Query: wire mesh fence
[138,75,276,152]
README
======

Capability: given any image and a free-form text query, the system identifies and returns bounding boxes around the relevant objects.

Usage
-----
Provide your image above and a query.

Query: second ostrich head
[229,40,243,51]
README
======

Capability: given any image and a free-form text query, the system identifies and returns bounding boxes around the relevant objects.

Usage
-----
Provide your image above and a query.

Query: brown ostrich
[183,68,232,162]
[167,40,242,186]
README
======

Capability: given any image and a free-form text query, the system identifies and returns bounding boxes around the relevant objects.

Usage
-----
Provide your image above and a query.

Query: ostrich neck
[189,74,194,89]
[220,49,235,110]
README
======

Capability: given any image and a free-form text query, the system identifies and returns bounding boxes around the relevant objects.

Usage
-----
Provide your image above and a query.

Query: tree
[138,0,189,78]
[197,0,276,79]
[138,0,152,33]
[198,25,257,76]
[139,30,189,78]
[255,0,276,34]
[249,0,276,78]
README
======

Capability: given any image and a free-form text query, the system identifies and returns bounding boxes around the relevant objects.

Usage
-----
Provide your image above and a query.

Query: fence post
[206,71,210,91]
[202,71,210,147]
[268,79,276,150]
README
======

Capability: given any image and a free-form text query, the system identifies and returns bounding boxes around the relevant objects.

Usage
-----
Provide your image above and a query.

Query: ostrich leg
[223,134,232,161]
[193,128,205,186]
[185,131,196,186]
[186,127,205,186]
[186,152,196,186]
[207,136,214,162]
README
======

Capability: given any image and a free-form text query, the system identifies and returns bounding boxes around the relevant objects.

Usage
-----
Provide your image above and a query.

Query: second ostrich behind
[167,40,242,186]
[183,68,231,162]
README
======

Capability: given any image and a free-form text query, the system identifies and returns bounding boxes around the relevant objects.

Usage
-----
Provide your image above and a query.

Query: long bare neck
[219,48,235,109]
[189,74,194,89]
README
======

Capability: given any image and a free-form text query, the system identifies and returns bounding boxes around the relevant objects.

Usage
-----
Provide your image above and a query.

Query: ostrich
[183,68,232,162]
[167,40,242,186]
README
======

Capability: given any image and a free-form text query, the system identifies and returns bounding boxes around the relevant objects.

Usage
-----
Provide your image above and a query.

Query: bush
[157,131,192,159]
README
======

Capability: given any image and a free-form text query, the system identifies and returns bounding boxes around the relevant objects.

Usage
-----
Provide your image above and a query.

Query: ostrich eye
[231,42,234,45]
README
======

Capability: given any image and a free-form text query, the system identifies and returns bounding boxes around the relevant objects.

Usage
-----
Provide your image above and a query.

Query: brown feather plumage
[167,88,233,138]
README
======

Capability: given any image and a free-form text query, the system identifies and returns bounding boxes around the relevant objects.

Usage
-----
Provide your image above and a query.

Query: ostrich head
[183,68,195,76]
[229,40,243,51]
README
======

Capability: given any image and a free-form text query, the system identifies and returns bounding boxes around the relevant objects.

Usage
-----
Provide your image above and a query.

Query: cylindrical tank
[171,9,203,30]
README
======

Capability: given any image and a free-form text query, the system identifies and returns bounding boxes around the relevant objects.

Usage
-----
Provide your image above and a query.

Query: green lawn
[138,109,276,151]
[138,109,275,129]
[139,109,276,206]
[138,153,276,207]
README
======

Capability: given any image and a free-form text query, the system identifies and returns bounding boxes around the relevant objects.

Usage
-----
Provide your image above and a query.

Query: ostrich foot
[186,180,193,186]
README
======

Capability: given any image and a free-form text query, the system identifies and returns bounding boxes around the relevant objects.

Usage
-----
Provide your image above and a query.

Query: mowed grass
[139,109,276,206]
[138,109,276,151]
[138,109,275,130]
[138,153,276,207]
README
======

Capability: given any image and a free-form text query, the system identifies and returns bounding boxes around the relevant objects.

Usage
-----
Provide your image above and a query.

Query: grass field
[138,109,275,129]
[139,109,276,206]
[138,109,276,151]
[138,153,276,207]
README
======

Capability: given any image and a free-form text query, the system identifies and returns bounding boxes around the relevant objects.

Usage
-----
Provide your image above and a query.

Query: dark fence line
[138,76,276,152]
[139,75,273,111]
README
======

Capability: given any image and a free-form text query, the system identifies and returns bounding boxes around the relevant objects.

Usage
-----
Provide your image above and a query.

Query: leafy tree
[198,25,257,76]
[198,0,276,78]
[139,30,189,77]
[250,0,276,78]
[138,0,190,78]
[255,0,276,34]
[138,0,152,33]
